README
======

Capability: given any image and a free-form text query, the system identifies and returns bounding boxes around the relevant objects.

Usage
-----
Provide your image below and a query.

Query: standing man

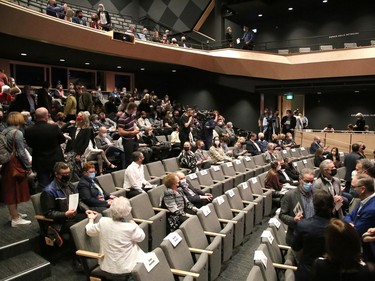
[279,168,315,245]
[281,109,297,136]
[77,85,93,114]
[344,173,375,236]
[36,81,52,112]
[239,25,254,50]
[179,108,193,149]
[344,143,362,193]
[117,102,139,168]
[25,107,66,190]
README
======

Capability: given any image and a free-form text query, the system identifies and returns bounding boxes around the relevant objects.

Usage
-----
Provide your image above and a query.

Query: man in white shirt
[123,151,153,198]
[137,111,152,130]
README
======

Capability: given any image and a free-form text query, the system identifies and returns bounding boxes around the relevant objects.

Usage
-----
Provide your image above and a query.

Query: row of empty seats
[278,41,375,54]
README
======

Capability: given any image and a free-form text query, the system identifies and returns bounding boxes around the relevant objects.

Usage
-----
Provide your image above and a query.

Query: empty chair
[213,195,245,248]
[233,159,254,181]
[111,169,125,188]
[180,216,222,281]
[246,265,264,281]
[320,45,333,51]
[268,216,287,246]
[146,161,168,179]
[225,187,255,235]
[257,172,268,189]
[254,244,296,281]
[132,247,194,281]
[253,154,266,167]
[197,203,234,263]
[144,165,162,185]
[248,177,273,217]
[156,135,167,142]
[220,161,244,187]
[162,157,189,174]
[160,229,209,281]
[293,161,305,173]
[96,174,126,197]
[337,166,346,180]
[130,192,167,250]
[197,169,223,198]
[242,156,263,176]
[147,184,167,208]
[303,158,319,176]
[238,181,264,225]
[209,165,234,192]
[289,148,301,159]
[298,147,310,157]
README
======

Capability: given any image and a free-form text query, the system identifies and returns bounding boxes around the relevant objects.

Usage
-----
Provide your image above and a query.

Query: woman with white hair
[354,113,366,131]
[86,197,145,277]
[97,3,112,31]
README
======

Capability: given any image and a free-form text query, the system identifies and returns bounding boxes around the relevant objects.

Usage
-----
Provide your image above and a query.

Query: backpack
[0,129,15,164]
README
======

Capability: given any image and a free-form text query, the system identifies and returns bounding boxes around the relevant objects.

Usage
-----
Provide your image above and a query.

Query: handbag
[8,130,27,179]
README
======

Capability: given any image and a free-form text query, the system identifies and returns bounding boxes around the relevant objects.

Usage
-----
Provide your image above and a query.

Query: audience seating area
[28,146,334,281]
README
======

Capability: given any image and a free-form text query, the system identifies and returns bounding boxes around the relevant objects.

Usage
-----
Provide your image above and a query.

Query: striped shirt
[118,111,136,141]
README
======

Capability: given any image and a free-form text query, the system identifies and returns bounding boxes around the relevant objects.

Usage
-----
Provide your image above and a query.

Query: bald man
[25,107,66,190]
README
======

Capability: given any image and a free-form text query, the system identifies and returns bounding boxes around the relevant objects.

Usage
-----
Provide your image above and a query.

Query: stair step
[0,239,32,262]
[0,251,51,281]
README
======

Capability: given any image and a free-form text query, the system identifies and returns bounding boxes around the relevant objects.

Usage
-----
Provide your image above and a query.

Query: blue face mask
[27,116,32,122]
[88,172,96,180]
[302,182,313,193]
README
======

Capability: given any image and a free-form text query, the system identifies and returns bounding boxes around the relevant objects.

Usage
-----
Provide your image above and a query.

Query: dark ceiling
[223,0,359,29]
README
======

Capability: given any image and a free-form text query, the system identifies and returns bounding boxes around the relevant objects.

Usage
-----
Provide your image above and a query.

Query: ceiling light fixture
[20,53,27,56]
[140,68,145,71]
[59,59,65,62]
[258,14,263,17]
[85,62,90,65]
[323,0,328,3]
[172,70,177,73]
[288,7,293,11]
[116,66,122,69]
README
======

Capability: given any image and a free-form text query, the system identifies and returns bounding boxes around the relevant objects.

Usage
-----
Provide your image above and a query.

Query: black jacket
[77,176,111,208]
[62,123,95,155]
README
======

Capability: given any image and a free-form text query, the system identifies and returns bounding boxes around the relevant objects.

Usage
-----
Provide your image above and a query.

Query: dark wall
[305,92,375,131]
[135,70,260,131]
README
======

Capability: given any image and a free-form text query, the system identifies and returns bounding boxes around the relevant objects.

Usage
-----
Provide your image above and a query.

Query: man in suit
[292,190,334,281]
[246,133,262,156]
[344,143,362,193]
[36,81,52,112]
[95,126,125,169]
[25,107,66,190]
[309,136,326,154]
[8,85,36,114]
[313,160,345,218]
[264,143,277,163]
[344,173,375,236]
[280,168,315,245]
[281,109,297,136]
[177,172,212,208]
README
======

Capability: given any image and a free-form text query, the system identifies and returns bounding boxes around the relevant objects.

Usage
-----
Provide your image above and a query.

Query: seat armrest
[133,218,153,224]
[278,244,291,250]
[242,200,258,205]
[253,194,267,198]
[204,231,226,238]
[35,215,54,222]
[152,207,170,213]
[231,208,247,214]
[218,218,237,224]
[213,180,221,184]
[170,269,200,278]
[272,263,297,271]
[200,185,213,189]
[150,176,159,179]
[76,250,104,259]
[189,247,213,255]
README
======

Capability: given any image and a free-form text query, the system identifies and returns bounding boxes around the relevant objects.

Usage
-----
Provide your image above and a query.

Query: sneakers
[47,226,64,247]
[9,213,28,221]
[11,217,31,227]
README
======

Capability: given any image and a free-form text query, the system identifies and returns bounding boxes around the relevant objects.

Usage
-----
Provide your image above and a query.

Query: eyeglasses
[351,185,363,189]
[302,179,314,184]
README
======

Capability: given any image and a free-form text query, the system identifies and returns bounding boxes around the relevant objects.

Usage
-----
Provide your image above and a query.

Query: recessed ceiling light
[85,62,90,65]
[258,14,263,17]
[317,92,322,95]
[116,66,122,69]
[20,53,27,56]
[59,59,65,62]
[140,68,145,71]
[354,90,360,93]
[323,0,328,3]
[172,70,177,73]
[288,7,293,11]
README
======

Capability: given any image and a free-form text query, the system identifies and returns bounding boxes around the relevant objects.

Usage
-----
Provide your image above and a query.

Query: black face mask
[60,175,70,184]
[184,147,190,152]
[330,169,337,177]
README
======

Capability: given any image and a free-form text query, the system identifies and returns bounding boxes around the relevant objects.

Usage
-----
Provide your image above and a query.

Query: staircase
[0,235,51,281]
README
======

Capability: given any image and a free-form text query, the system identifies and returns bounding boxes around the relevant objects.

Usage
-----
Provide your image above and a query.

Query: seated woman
[284,132,299,148]
[161,173,198,232]
[77,162,114,213]
[314,148,325,167]
[85,197,145,279]
[209,136,232,164]
[178,141,198,172]
[326,147,343,168]
[233,136,249,158]
[311,219,375,281]
[265,161,283,196]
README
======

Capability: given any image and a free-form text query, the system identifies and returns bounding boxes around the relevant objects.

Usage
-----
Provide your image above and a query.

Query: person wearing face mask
[163,110,173,128]
[194,140,212,169]
[41,162,91,246]
[204,113,216,149]
[233,136,249,158]
[137,110,152,131]
[72,9,87,26]
[264,143,278,163]
[177,172,212,208]
[77,162,114,213]
[265,161,283,203]
[209,136,232,164]
[178,141,198,172]
[281,109,297,136]
[313,160,345,218]
[310,136,328,154]
[97,3,112,31]
[98,112,116,131]
[257,132,268,152]
[280,168,315,245]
